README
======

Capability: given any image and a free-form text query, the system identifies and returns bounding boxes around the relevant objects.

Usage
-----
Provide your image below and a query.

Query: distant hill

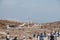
[0,20,60,30]
[0,20,22,29]
[42,21,60,31]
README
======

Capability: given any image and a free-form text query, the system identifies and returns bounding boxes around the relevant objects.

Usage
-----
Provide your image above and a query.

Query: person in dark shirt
[40,33,44,40]
[33,32,36,38]
[50,34,54,40]
[33,32,37,40]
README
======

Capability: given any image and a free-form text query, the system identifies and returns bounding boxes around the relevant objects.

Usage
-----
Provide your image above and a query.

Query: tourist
[50,33,54,40]
[57,31,60,37]
[43,31,46,37]
[33,32,37,40]
[22,35,26,40]
[58,32,60,37]
[47,32,50,40]
[6,33,10,40]
[33,32,36,38]
[37,32,40,40]
[40,33,44,40]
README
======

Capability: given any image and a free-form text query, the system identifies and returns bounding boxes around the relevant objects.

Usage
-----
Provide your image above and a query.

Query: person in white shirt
[6,33,10,40]
[22,35,26,40]
[47,32,50,40]
[37,32,40,40]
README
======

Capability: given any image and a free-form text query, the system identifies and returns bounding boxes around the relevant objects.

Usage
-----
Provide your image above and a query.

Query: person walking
[6,33,10,40]
[22,35,26,40]
[37,32,40,40]
[43,32,46,37]
[47,32,50,40]
[50,33,54,40]
[33,32,37,40]
[40,33,44,40]
[33,32,36,38]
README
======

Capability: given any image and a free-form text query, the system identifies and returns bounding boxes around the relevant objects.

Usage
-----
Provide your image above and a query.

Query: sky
[0,0,60,23]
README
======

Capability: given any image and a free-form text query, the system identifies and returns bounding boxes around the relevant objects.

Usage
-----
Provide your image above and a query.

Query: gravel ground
[0,37,60,40]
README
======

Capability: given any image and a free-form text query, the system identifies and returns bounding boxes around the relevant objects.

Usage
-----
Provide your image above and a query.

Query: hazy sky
[0,0,60,23]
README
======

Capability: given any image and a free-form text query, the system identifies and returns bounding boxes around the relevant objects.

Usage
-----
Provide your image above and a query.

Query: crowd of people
[5,31,60,40]
[6,33,17,40]
[33,31,60,40]
[6,32,32,40]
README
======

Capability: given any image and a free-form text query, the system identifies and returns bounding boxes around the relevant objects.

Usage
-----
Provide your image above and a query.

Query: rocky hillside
[0,20,60,30]
[0,20,22,29]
